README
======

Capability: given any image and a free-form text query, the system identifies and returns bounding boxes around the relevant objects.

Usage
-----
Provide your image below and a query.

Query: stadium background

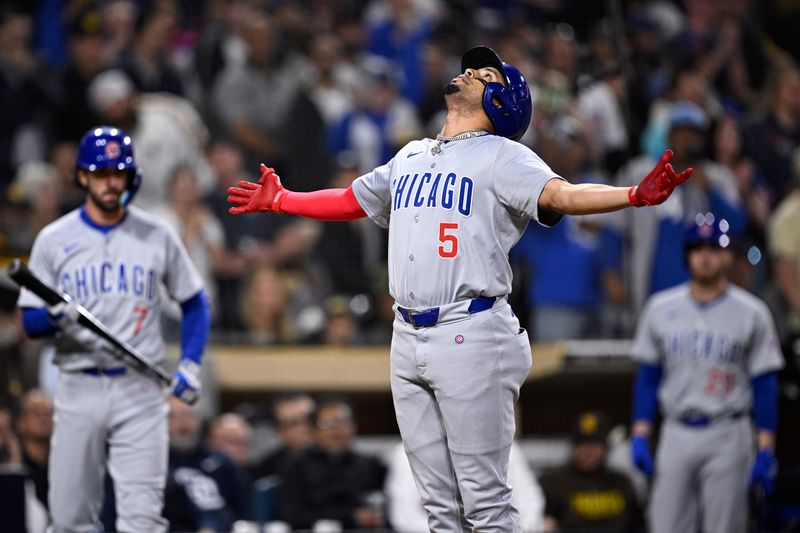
[0,0,799,531]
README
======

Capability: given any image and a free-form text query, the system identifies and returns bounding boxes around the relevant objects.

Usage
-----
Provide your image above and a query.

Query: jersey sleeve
[632,299,661,364]
[492,142,563,225]
[748,302,785,376]
[162,224,205,303]
[352,157,395,228]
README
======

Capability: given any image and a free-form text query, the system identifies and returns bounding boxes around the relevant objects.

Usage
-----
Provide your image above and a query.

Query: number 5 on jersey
[439,222,459,258]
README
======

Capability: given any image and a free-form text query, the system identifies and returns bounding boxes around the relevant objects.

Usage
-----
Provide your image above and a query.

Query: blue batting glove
[749,449,777,496]
[631,435,655,477]
[171,360,201,405]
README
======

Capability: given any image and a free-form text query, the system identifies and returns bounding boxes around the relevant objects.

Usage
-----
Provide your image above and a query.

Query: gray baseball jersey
[19,205,203,370]
[353,133,559,532]
[633,283,783,419]
[353,134,559,308]
[634,282,783,533]
[18,205,203,533]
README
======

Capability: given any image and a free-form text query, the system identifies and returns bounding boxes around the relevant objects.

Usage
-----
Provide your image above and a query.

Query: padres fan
[18,126,210,533]
[540,411,643,532]
[228,46,692,531]
[631,213,783,533]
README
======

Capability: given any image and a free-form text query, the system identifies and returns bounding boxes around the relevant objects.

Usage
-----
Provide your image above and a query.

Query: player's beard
[692,269,726,287]
[443,82,460,96]
[88,188,124,213]
[442,82,485,118]
[690,260,727,287]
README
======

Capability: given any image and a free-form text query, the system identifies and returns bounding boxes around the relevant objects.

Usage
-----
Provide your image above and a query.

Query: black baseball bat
[8,259,172,386]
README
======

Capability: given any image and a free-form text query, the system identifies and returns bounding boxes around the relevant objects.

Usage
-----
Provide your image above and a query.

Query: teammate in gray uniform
[17,126,211,533]
[227,46,692,532]
[630,213,783,533]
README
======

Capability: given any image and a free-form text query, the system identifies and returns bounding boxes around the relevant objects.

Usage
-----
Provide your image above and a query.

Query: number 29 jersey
[633,283,784,419]
[352,135,561,309]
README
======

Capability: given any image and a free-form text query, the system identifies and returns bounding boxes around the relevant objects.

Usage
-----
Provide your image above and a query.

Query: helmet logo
[105,141,121,158]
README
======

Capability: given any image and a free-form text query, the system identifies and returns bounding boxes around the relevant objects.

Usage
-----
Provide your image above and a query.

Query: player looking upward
[228,46,692,531]
[17,126,211,533]
[630,214,783,533]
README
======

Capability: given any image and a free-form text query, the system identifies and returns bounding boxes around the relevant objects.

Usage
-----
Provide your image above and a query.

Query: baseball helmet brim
[461,46,507,84]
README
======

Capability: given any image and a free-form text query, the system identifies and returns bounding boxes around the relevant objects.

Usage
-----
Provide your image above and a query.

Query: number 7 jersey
[17,205,204,371]
[353,135,561,309]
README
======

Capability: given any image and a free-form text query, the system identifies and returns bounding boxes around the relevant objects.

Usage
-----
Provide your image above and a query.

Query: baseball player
[630,213,784,533]
[228,46,692,531]
[17,126,211,533]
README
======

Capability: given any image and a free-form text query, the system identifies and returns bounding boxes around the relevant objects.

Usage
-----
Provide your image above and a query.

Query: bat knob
[8,258,22,277]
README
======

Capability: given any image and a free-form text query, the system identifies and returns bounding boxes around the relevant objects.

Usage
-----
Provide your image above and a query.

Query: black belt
[82,367,127,377]
[678,411,745,427]
[398,296,496,328]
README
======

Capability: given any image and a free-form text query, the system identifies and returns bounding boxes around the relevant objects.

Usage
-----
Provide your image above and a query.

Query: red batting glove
[629,149,693,207]
[227,164,288,214]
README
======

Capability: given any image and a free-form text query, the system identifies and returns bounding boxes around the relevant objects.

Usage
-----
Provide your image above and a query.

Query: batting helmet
[461,46,532,141]
[76,126,141,207]
[684,213,731,257]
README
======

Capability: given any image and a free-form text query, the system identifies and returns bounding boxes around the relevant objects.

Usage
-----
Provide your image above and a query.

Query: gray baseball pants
[49,370,169,533]
[650,416,755,533]
[390,301,531,532]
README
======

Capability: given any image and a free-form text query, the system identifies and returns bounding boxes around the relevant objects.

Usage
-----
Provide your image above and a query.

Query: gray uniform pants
[650,417,754,533]
[390,301,531,532]
[49,370,169,533]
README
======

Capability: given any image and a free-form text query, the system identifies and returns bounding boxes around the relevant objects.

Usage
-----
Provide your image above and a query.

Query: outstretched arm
[227,164,367,221]
[539,150,693,215]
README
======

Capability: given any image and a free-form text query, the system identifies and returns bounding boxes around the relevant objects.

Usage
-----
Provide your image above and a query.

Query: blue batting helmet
[461,46,532,141]
[684,213,731,251]
[76,126,141,206]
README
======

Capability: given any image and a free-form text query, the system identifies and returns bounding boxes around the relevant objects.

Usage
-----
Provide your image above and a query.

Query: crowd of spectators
[0,0,799,353]
[0,0,798,356]
[1,0,800,530]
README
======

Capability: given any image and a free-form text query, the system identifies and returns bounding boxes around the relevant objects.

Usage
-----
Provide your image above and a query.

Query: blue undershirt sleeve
[633,363,663,422]
[751,371,778,432]
[180,290,210,364]
[21,307,58,338]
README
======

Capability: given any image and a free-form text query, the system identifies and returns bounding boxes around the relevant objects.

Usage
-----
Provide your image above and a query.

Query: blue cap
[669,101,707,132]
[685,213,731,249]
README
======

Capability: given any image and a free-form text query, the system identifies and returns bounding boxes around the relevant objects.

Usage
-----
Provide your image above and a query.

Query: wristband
[628,186,641,207]
[272,189,288,214]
